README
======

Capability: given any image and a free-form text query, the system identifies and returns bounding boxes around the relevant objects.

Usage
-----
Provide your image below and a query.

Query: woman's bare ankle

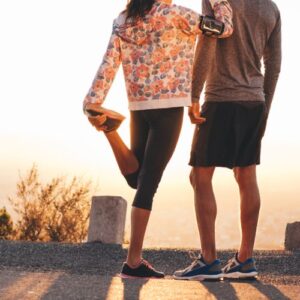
[126,257,143,268]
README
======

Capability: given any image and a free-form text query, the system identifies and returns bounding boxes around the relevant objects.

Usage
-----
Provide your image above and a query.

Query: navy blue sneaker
[173,254,223,281]
[222,253,258,279]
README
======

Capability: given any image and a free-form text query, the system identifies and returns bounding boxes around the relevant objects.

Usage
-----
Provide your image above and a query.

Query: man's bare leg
[234,165,261,262]
[190,167,217,263]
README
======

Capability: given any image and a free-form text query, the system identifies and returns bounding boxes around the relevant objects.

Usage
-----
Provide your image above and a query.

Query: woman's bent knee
[124,172,139,189]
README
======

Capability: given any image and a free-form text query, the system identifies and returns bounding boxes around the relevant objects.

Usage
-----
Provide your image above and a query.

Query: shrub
[9,165,91,243]
[0,207,14,240]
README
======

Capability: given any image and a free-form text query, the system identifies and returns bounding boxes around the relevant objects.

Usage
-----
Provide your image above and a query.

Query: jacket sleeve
[208,0,233,38]
[174,1,233,37]
[263,12,282,113]
[174,5,202,35]
[83,27,121,111]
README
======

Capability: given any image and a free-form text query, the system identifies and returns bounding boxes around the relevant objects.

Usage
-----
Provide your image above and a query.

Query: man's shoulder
[264,0,280,14]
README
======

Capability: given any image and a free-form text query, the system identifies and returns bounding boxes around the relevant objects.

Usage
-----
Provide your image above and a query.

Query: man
[174,0,281,280]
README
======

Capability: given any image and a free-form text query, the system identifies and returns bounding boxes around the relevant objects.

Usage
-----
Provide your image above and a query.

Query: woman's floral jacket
[84,0,233,111]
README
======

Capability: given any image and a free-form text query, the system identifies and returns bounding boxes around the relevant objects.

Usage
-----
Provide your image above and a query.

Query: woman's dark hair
[126,0,156,21]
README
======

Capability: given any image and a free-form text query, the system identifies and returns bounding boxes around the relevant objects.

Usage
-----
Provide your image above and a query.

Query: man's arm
[191,35,216,104]
[263,13,282,114]
[189,0,233,124]
[191,0,219,104]
[192,0,233,102]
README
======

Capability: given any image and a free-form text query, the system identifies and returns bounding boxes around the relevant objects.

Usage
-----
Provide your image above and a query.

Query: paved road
[0,241,299,299]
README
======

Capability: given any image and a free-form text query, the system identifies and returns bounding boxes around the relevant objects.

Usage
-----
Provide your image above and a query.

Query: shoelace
[223,257,236,272]
[188,251,199,261]
[185,251,202,271]
[142,259,155,270]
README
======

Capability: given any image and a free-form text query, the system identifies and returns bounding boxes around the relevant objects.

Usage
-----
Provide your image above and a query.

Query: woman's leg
[125,111,151,266]
[89,112,139,178]
[123,111,150,189]
[126,206,151,267]
[126,107,184,266]
[102,110,149,188]
[105,131,139,176]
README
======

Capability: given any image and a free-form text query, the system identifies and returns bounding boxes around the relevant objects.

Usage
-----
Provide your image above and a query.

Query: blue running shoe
[173,254,223,281]
[222,253,258,279]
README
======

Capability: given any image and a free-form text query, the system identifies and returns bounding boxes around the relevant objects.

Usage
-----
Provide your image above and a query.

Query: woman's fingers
[88,115,107,128]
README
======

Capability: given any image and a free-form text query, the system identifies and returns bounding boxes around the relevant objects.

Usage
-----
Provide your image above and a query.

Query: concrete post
[87,196,127,244]
[285,222,300,251]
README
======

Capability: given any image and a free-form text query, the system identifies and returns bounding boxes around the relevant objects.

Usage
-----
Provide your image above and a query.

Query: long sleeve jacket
[84,0,233,111]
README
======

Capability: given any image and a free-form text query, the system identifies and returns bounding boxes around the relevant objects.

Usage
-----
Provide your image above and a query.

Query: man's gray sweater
[192,0,281,112]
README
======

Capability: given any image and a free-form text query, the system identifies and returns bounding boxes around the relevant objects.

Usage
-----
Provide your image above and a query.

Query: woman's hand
[188,103,206,124]
[84,102,101,114]
[84,103,107,131]
[88,114,107,132]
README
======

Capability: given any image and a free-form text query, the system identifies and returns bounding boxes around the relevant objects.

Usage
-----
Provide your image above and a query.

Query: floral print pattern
[84,0,233,111]
[210,0,234,37]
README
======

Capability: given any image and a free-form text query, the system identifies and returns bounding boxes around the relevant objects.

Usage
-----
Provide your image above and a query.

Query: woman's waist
[127,94,191,111]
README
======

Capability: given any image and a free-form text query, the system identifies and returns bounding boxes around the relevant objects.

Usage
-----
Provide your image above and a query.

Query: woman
[83,0,233,279]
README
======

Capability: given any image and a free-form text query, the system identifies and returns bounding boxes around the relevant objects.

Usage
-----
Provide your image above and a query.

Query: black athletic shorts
[189,101,268,169]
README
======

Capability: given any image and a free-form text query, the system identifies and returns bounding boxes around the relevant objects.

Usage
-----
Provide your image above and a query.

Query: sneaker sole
[173,274,223,281]
[85,107,125,120]
[223,271,258,279]
[85,107,125,132]
[119,273,164,280]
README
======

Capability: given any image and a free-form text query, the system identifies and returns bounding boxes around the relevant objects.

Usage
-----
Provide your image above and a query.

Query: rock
[87,196,127,244]
[285,222,300,250]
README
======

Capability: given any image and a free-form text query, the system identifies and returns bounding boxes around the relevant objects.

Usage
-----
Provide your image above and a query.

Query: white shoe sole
[223,271,258,279]
[173,274,223,281]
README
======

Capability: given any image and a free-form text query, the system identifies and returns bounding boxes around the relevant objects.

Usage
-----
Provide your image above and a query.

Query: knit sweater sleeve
[192,0,233,103]
[263,12,282,113]
[83,27,121,111]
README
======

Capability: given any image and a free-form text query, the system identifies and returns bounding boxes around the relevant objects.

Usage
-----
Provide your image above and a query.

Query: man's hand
[188,103,206,124]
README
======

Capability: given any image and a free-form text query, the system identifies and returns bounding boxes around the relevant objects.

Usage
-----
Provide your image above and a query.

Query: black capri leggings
[124,107,183,211]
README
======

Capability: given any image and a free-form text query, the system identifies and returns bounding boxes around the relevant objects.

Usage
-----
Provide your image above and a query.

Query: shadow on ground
[0,241,299,299]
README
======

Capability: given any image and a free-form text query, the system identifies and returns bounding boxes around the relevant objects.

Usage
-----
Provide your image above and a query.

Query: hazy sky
[0,0,299,248]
